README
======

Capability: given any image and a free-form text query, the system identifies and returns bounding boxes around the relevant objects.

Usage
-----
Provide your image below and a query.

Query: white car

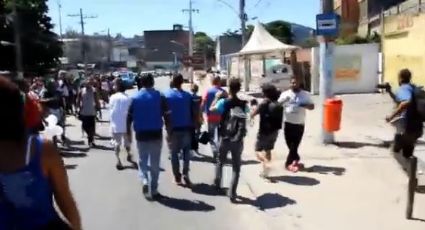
[261,63,293,91]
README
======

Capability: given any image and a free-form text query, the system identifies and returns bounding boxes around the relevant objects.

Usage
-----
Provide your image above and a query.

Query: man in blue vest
[127,74,171,200]
[164,74,199,187]
[201,76,226,161]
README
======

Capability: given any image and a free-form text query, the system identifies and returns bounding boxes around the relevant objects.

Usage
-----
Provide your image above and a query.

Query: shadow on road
[65,164,78,170]
[410,217,425,223]
[92,144,114,151]
[334,141,389,149]
[234,193,296,211]
[59,145,89,158]
[60,151,88,158]
[96,120,110,124]
[157,196,215,212]
[95,134,112,141]
[301,165,346,176]
[64,138,85,146]
[267,175,320,186]
[191,154,259,165]
[191,183,225,196]
[59,146,90,153]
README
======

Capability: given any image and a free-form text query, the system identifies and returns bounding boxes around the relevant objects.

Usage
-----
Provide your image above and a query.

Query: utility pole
[183,0,199,83]
[239,0,247,46]
[57,0,63,38]
[12,0,24,79]
[68,8,97,74]
[319,0,335,143]
[107,28,112,64]
[240,0,250,91]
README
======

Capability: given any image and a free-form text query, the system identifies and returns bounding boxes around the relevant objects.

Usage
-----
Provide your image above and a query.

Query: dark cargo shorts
[255,131,279,151]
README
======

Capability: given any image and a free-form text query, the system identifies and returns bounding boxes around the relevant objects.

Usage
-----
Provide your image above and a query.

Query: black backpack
[411,86,425,121]
[405,85,424,138]
[219,98,248,142]
[260,100,283,134]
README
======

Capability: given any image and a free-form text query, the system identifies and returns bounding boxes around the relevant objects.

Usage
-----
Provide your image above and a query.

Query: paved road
[62,77,269,230]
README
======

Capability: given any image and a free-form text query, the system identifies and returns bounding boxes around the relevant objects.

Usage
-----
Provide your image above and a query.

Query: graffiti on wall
[334,55,362,80]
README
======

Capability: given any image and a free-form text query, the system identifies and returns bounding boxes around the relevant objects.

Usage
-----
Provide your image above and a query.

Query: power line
[253,0,265,8]
[216,0,239,15]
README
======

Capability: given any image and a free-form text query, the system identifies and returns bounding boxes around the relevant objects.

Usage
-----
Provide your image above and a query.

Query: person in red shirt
[14,78,44,134]
[200,76,227,161]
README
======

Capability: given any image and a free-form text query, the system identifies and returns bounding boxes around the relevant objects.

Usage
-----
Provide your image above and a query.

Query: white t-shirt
[278,89,313,125]
[109,92,132,133]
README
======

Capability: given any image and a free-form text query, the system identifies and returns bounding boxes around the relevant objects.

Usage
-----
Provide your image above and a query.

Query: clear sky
[47,0,320,38]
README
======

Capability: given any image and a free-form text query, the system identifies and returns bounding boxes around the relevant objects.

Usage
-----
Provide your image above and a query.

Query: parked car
[261,63,293,91]
[114,71,136,89]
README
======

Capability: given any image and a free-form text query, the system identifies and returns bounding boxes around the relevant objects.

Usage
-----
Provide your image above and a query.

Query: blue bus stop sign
[316,13,340,37]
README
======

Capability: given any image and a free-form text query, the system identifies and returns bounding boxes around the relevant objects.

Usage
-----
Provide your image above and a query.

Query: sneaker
[230,196,237,203]
[174,175,182,185]
[152,192,165,201]
[295,161,304,170]
[142,184,149,195]
[290,161,299,173]
[285,164,294,172]
[182,175,192,188]
[116,163,124,171]
[228,192,237,203]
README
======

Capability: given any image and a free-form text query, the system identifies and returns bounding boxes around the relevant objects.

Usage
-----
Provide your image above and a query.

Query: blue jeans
[137,139,162,195]
[170,130,192,177]
[214,139,244,198]
[208,122,220,158]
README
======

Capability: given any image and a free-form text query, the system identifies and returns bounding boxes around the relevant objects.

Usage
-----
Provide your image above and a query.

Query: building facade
[215,35,242,71]
[334,0,406,36]
[382,0,425,87]
[143,25,189,69]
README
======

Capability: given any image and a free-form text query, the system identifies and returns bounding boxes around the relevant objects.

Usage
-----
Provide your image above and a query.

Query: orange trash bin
[323,98,343,132]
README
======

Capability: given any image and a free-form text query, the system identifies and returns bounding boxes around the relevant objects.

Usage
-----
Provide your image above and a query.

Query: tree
[301,38,319,48]
[194,32,215,59]
[64,28,80,38]
[0,0,62,75]
[246,20,294,44]
[222,29,240,37]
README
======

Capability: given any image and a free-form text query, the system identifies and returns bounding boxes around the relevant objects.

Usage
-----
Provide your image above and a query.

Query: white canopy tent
[238,22,298,57]
[230,22,299,91]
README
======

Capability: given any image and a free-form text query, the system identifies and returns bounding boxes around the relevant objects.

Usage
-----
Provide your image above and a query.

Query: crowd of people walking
[0,68,320,229]
[2,66,424,229]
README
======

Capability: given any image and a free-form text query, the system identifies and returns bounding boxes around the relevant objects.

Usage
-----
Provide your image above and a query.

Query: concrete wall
[311,43,380,94]
[383,10,425,87]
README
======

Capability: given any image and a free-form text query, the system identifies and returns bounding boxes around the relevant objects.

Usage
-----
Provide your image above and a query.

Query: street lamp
[170,40,185,47]
[172,52,178,72]
[142,48,159,70]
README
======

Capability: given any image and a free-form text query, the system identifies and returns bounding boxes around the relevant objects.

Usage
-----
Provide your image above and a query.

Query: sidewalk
[195,77,425,229]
